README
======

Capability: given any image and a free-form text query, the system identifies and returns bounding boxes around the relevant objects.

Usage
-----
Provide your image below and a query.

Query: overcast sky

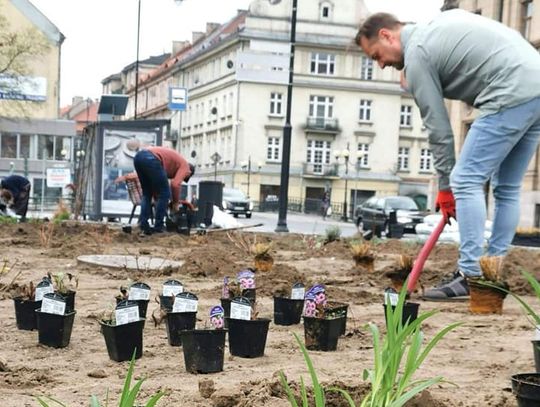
[28,0,443,107]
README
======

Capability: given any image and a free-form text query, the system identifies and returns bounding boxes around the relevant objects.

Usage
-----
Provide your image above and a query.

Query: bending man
[0,175,31,221]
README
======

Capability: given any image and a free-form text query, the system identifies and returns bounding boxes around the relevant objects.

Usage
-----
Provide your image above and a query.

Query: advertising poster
[101,129,157,214]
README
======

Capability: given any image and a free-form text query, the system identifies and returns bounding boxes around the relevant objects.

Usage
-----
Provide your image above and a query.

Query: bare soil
[1,221,540,406]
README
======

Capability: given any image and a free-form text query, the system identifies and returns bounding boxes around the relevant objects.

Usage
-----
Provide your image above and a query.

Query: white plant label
[385,292,399,306]
[128,287,150,301]
[41,297,66,315]
[230,301,251,320]
[291,286,305,300]
[535,325,540,340]
[163,284,183,297]
[35,285,54,301]
[115,305,139,326]
[172,297,198,313]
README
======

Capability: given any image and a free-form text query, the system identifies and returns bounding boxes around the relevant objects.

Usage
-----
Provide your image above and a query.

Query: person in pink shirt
[133,146,195,235]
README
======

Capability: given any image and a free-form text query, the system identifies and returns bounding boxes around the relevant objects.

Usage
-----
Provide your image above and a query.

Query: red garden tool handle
[407,216,448,293]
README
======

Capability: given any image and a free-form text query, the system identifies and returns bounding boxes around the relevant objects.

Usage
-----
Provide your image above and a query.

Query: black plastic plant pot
[227,318,271,358]
[242,288,256,303]
[116,298,149,319]
[273,297,304,326]
[59,290,76,313]
[100,319,145,362]
[35,310,76,348]
[13,298,41,331]
[383,302,420,328]
[159,295,174,312]
[303,316,344,352]
[512,373,540,407]
[220,298,231,328]
[165,312,197,346]
[326,302,349,336]
[532,341,540,373]
[180,329,227,374]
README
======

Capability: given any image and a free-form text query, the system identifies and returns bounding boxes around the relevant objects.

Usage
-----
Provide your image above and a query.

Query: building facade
[447,0,540,227]
[113,0,436,216]
[0,0,76,209]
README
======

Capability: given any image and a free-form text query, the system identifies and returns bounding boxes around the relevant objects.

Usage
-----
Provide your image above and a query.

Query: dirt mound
[257,263,309,297]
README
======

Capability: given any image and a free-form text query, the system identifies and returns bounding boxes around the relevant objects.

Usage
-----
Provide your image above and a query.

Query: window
[55,136,71,161]
[359,99,372,122]
[357,143,370,168]
[321,6,330,18]
[0,133,17,158]
[228,92,234,116]
[306,139,332,174]
[398,147,409,171]
[270,92,283,115]
[267,137,280,161]
[420,148,432,171]
[221,95,227,118]
[400,105,412,127]
[360,56,373,80]
[521,0,533,38]
[309,95,334,119]
[320,2,332,19]
[19,134,32,159]
[310,53,335,75]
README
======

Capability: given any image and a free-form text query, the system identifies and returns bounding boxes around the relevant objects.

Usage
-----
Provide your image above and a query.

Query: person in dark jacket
[0,175,31,221]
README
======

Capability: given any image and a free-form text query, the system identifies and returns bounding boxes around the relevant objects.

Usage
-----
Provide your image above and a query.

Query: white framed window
[270,92,283,116]
[398,147,409,171]
[267,137,280,161]
[400,105,412,127]
[357,143,370,168]
[420,148,433,171]
[306,139,332,174]
[309,95,334,119]
[360,56,373,80]
[320,2,332,19]
[359,99,372,122]
[221,95,227,118]
[310,53,335,75]
[228,92,234,117]
[522,0,533,38]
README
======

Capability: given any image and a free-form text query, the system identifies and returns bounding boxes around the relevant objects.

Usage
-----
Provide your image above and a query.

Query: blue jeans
[450,96,540,277]
[133,150,170,231]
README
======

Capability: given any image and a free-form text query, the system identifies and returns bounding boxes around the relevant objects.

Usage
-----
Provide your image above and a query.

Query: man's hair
[185,163,196,183]
[356,12,403,44]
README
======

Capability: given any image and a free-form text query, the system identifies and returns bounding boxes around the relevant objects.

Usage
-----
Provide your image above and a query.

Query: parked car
[355,195,425,234]
[222,188,253,218]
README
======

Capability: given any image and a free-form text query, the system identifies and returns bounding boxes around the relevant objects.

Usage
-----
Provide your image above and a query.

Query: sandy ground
[1,221,539,406]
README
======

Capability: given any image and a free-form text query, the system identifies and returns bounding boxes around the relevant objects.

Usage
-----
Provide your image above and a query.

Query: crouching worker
[0,175,31,221]
[133,146,195,236]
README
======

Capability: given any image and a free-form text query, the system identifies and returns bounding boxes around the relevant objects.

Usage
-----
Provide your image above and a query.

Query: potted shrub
[180,305,227,374]
[350,240,375,273]
[48,272,78,312]
[12,280,45,331]
[159,279,183,312]
[385,254,413,292]
[302,285,346,351]
[469,256,508,314]
[252,242,274,272]
[165,292,197,347]
[221,271,256,326]
[100,300,145,362]
[273,283,305,326]
[36,292,76,348]
[383,287,420,330]
[116,281,151,319]
[226,297,271,358]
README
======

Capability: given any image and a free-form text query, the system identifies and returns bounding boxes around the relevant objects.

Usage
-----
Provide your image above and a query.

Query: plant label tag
[210,305,225,329]
[291,283,305,300]
[35,282,54,302]
[41,293,66,315]
[237,269,255,289]
[162,280,183,297]
[115,305,139,326]
[129,287,150,301]
[230,297,251,320]
[172,292,198,313]
[385,292,399,306]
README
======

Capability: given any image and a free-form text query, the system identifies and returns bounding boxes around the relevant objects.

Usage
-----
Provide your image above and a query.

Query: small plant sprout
[385,255,414,292]
[479,256,505,284]
[13,281,35,300]
[47,272,78,295]
[324,226,341,244]
[252,242,274,272]
[350,241,375,272]
[39,222,55,248]
[52,199,70,224]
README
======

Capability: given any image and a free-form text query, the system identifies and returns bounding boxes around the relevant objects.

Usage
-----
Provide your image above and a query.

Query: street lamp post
[134,0,141,119]
[241,156,262,198]
[275,0,298,233]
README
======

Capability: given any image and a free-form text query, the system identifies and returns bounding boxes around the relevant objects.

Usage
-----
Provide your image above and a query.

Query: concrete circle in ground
[77,255,183,272]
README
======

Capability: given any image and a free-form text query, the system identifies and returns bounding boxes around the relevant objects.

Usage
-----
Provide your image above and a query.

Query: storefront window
[55,136,72,160]
[37,135,54,160]
[0,133,17,158]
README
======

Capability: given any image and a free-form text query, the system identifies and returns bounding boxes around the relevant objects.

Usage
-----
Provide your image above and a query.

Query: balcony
[304,117,341,133]
[302,162,338,177]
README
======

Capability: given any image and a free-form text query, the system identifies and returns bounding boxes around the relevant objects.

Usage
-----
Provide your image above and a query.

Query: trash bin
[197,181,223,226]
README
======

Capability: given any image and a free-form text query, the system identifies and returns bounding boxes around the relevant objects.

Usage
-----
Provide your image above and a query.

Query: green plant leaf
[300,376,309,407]
[123,378,145,407]
[279,371,299,407]
[144,391,165,407]
[327,387,357,407]
[90,395,101,407]
[36,396,69,407]
[388,377,443,407]
[119,351,137,407]
[293,332,325,406]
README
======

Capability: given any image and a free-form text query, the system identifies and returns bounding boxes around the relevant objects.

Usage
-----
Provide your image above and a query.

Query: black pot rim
[36,309,76,317]
[99,318,145,327]
[273,296,304,301]
[226,317,271,323]
[180,328,228,335]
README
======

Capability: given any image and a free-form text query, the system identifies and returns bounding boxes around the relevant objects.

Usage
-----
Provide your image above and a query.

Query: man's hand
[435,189,456,223]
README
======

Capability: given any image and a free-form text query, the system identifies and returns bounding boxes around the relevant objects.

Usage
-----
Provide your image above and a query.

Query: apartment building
[0,0,76,207]
[447,0,540,226]
[118,0,436,215]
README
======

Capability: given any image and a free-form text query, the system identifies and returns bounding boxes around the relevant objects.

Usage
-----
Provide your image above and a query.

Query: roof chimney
[172,40,190,54]
[206,22,220,34]
[192,31,205,44]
